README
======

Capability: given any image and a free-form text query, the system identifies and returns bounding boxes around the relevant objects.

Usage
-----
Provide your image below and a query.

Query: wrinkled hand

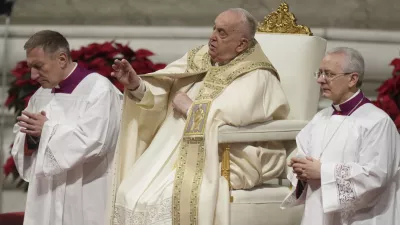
[111,59,140,90]
[289,158,307,181]
[290,157,321,181]
[172,92,193,118]
[17,111,48,137]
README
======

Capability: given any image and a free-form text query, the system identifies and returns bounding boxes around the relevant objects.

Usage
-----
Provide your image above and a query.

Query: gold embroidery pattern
[196,62,276,101]
[173,101,210,225]
[186,45,206,73]
[205,62,276,86]
[172,141,189,225]
[196,83,224,101]
[189,139,205,224]
[201,53,211,71]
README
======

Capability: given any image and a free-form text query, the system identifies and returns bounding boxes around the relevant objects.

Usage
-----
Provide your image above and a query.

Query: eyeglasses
[314,71,352,80]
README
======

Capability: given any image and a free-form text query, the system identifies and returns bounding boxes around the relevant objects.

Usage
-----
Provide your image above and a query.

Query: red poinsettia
[2,41,166,180]
[4,41,166,112]
[373,58,400,129]
[3,152,16,176]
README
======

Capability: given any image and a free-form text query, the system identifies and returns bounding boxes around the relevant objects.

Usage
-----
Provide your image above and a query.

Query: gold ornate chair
[219,3,327,225]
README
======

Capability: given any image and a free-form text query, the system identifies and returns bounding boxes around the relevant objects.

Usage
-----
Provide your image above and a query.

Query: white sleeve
[11,95,36,182]
[36,88,122,177]
[127,77,146,100]
[321,117,400,213]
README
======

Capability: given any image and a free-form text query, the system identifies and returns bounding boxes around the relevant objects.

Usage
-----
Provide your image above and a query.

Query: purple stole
[52,64,92,94]
[331,91,371,116]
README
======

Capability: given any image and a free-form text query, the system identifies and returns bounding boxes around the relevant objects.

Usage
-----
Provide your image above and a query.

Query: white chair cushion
[231,184,304,225]
[230,204,303,225]
[218,120,308,143]
[255,33,327,120]
[232,183,290,204]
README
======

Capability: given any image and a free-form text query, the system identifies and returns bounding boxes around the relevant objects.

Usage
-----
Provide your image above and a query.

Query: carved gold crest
[257,2,312,35]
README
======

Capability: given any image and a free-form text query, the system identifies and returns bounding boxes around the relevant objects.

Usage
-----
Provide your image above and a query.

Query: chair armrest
[218,120,309,143]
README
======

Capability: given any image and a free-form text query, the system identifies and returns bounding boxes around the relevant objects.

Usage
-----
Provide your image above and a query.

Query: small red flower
[377,95,400,118]
[4,95,16,107]
[154,63,167,71]
[136,49,154,58]
[71,47,85,60]
[116,43,135,59]
[112,80,124,92]
[23,95,32,107]
[15,79,31,87]
[390,58,400,77]
[3,156,16,176]
[374,57,400,125]
[11,61,30,78]
[394,115,400,129]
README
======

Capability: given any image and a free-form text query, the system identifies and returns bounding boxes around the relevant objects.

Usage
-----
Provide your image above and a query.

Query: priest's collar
[52,63,92,94]
[331,90,369,115]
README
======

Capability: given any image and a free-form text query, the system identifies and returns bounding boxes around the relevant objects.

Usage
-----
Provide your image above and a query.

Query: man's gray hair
[24,30,71,59]
[326,47,365,87]
[228,8,258,39]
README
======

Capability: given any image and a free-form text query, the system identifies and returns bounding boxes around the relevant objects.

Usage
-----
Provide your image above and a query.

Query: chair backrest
[255,33,327,120]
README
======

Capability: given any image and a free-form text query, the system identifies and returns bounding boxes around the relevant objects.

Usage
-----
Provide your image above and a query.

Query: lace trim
[335,163,356,224]
[44,150,62,173]
[44,125,63,175]
[281,191,297,208]
[335,164,356,205]
[113,198,172,225]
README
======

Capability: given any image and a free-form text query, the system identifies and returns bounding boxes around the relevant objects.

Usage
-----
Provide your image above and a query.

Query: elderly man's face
[317,53,359,104]
[208,11,249,64]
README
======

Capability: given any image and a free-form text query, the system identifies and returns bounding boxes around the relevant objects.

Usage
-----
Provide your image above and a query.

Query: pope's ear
[236,38,249,53]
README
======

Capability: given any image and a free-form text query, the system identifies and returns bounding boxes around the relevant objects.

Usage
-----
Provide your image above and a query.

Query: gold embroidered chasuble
[107,41,279,225]
[171,43,277,225]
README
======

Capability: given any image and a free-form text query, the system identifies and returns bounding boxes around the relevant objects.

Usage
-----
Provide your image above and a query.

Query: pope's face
[208,11,249,64]
[317,53,359,104]
[26,47,66,89]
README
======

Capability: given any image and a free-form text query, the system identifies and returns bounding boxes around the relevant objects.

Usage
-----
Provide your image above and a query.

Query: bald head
[208,8,257,64]
[224,8,258,40]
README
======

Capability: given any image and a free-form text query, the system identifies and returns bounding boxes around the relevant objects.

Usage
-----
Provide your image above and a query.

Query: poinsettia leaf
[136,49,154,58]
[17,87,33,100]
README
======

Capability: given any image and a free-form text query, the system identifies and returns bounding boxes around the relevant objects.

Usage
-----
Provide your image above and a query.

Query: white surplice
[11,73,123,225]
[282,103,400,225]
[111,53,289,225]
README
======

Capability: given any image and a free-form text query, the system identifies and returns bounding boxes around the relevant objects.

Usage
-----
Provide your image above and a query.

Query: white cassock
[11,63,123,225]
[281,91,400,225]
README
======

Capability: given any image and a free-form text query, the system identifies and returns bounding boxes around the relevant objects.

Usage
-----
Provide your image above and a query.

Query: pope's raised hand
[111,59,140,90]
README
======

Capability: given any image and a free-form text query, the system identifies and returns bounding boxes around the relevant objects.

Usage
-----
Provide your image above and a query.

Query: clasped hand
[172,92,193,118]
[17,111,48,137]
[289,156,321,181]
